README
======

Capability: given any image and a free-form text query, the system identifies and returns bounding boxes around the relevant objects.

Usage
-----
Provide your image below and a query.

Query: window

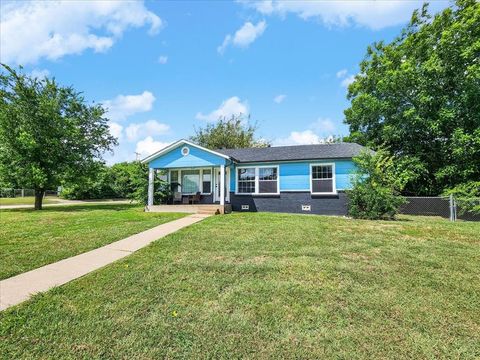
[202,169,211,194]
[311,164,335,194]
[182,170,200,193]
[236,166,279,195]
[237,168,256,194]
[258,167,278,193]
[170,170,180,192]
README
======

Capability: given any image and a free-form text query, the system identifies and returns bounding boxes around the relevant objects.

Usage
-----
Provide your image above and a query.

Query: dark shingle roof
[216,143,366,163]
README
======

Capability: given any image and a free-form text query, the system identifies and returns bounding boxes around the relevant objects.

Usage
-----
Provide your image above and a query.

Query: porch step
[146,204,224,215]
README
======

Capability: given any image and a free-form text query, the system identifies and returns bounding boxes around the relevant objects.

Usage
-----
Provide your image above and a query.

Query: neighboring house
[142,139,366,215]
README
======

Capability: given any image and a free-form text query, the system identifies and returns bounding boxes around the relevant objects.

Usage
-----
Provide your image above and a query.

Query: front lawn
[0,204,186,279]
[1,213,479,358]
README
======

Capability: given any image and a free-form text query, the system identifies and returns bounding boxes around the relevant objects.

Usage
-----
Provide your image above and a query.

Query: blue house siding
[148,144,228,169]
[144,139,358,215]
[230,159,356,192]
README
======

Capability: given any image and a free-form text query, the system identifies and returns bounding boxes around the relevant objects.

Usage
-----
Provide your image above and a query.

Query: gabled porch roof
[141,139,234,168]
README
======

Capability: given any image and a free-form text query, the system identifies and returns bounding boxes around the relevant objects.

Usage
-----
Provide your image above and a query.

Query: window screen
[202,169,211,193]
[311,165,333,193]
[237,168,255,193]
[170,170,180,192]
[182,170,200,193]
[258,167,278,193]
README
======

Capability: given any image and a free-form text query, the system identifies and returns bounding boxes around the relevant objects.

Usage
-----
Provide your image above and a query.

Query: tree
[60,162,116,200]
[108,161,169,204]
[60,161,170,205]
[344,0,480,195]
[190,114,270,149]
[347,149,414,220]
[0,65,117,209]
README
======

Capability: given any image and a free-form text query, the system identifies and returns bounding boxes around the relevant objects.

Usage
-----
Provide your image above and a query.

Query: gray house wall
[229,191,348,215]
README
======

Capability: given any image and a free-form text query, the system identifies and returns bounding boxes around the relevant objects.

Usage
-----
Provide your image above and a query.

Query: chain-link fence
[400,196,480,222]
[0,188,58,198]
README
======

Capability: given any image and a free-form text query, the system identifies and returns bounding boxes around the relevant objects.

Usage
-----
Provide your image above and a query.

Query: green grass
[0,196,60,206]
[1,213,479,359]
[0,204,186,280]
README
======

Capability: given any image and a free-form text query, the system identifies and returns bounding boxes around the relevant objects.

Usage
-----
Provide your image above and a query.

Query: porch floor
[146,204,231,215]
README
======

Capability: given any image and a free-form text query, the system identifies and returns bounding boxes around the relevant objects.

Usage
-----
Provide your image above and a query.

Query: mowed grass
[0,204,186,279]
[1,213,479,359]
[0,196,60,206]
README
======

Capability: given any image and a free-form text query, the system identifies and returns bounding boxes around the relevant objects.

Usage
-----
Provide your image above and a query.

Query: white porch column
[220,164,225,206]
[148,168,154,207]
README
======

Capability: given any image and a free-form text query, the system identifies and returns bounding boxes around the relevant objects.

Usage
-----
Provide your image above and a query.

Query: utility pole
[135,152,141,161]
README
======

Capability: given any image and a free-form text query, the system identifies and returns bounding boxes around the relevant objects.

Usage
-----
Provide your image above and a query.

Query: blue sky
[0,0,449,164]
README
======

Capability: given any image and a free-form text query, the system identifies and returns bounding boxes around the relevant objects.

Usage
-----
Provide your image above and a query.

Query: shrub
[61,161,170,204]
[347,149,412,220]
[444,181,480,215]
[60,164,116,200]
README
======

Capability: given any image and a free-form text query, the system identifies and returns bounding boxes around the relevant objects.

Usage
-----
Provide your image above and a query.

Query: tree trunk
[34,188,45,210]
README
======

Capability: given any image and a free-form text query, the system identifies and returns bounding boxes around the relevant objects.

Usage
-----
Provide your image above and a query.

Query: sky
[0,0,450,164]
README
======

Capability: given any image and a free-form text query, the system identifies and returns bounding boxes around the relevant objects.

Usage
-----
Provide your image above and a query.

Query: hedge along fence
[0,189,58,198]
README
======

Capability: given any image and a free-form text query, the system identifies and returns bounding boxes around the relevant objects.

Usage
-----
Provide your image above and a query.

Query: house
[142,139,366,215]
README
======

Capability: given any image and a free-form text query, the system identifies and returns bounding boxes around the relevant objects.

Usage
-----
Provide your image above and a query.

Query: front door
[214,167,230,203]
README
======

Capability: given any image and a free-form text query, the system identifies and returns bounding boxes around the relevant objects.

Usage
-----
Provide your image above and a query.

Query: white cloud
[245,0,448,30]
[341,75,355,88]
[196,96,249,122]
[336,69,355,88]
[274,130,321,146]
[125,120,170,142]
[336,69,347,78]
[218,20,266,54]
[0,0,162,65]
[135,136,171,158]
[108,122,123,140]
[103,91,155,122]
[30,68,50,79]
[273,94,286,104]
[311,118,336,133]
[158,55,168,64]
[103,146,137,165]
[274,117,338,146]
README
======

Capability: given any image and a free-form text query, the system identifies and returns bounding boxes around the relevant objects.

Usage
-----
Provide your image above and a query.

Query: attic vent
[181,146,190,156]
[301,205,311,211]
[241,204,249,210]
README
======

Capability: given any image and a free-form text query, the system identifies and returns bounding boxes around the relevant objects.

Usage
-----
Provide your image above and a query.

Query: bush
[60,164,116,200]
[444,181,480,215]
[347,149,412,220]
[61,161,170,204]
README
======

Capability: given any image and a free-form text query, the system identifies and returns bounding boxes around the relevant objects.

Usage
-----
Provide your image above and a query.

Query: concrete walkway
[0,213,211,311]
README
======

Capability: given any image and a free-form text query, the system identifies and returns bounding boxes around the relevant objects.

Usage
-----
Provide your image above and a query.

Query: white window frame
[169,168,213,195]
[310,163,336,195]
[201,168,212,195]
[235,165,280,195]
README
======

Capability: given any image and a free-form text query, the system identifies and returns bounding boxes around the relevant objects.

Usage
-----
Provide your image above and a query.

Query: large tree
[0,65,117,209]
[344,0,480,195]
[190,114,270,149]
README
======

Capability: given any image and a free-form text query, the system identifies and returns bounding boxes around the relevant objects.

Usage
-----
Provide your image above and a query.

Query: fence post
[21,189,24,197]
[449,194,457,222]
[449,194,453,221]
[453,196,457,222]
